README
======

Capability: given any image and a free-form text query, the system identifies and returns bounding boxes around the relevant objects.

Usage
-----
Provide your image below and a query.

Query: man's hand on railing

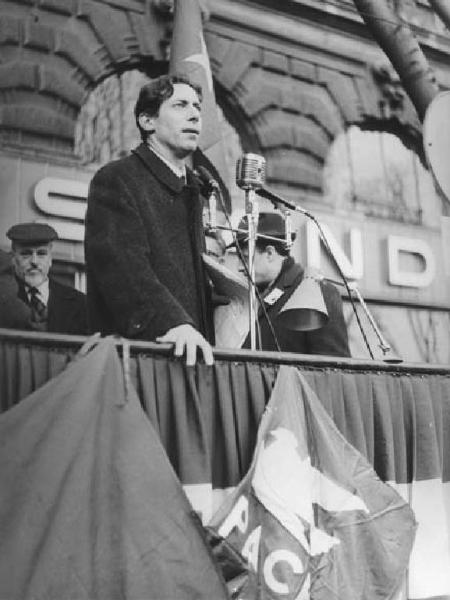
[156,323,214,366]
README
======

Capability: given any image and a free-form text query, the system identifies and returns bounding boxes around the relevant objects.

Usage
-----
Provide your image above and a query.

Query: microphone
[236,154,310,217]
[236,153,266,190]
[196,166,219,230]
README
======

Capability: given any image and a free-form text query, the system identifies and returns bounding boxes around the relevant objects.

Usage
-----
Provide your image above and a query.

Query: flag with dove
[210,365,416,599]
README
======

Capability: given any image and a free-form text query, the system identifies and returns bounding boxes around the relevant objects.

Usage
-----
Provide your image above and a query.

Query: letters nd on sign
[34,176,437,290]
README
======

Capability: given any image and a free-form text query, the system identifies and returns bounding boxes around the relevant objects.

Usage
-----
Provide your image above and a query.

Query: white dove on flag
[252,427,369,556]
[211,368,416,600]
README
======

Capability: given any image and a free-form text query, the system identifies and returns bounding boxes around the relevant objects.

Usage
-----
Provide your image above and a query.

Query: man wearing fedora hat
[232,212,350,356]
[6,222,87,335]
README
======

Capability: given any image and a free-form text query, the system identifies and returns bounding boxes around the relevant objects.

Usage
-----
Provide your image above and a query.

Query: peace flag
[211,365,417,599]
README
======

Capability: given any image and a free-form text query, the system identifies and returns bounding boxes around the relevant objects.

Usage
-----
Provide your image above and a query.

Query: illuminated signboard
[34,176,437,291]
[34,177,88,243]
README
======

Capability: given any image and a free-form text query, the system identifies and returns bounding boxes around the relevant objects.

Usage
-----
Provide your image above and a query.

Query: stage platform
[1,328,449,598]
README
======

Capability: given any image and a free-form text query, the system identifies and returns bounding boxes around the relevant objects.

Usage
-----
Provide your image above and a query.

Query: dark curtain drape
[2,331,450,597]
[1,332,450,487]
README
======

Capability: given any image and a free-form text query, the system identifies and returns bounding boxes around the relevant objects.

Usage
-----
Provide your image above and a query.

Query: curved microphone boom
[255,182,396,360]
[234,153,392,360]
[236,154,390,361]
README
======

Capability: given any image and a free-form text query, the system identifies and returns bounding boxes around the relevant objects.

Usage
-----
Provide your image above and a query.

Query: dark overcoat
[16,278,87,335]
[243,257,351,356]
[0,250,31,329]
[84,143,214,342]
[47,280,88,335]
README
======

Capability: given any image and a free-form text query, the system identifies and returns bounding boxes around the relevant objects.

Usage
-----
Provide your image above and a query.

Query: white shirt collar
[147,143,187,180]
[27,279,50,305]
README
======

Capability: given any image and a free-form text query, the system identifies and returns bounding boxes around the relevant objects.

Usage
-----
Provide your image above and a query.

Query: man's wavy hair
[134,74,203,142]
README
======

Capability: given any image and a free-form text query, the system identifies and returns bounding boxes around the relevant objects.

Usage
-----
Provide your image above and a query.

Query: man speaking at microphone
[85,75,215,365]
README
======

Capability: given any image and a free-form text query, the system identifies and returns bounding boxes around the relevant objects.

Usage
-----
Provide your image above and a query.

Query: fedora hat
[228,212,296,248]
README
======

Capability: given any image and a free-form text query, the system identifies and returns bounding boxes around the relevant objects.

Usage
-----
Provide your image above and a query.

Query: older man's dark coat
[84,144,214,342]
[47,281,88,335]
[15,277,87,335]
[243,257,350,357]
[0,250,31,330]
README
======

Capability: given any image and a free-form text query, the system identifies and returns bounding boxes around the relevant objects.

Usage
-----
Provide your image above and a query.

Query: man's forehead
[170,83,201,102]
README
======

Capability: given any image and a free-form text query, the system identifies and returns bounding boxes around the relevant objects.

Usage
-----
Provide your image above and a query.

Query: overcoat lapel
[132,144,185,193]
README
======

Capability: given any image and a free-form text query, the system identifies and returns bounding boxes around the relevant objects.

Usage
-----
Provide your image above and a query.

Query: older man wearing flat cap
[233,212,350,357]
[6,222,87,335]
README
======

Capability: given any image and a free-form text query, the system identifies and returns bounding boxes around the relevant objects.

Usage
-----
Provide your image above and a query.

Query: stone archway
[0,0,169,154]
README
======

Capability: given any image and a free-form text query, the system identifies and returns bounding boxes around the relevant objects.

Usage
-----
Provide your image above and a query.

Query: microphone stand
[325,278,401,363]
[256,187,402,363]
[349,285,400,362]
[207,188,217,231]
[245,188,259,351]
[213,227,282,352]
[201,172,256,348]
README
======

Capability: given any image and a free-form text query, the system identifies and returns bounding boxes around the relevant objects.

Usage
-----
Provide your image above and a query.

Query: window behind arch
[323,126,441,227]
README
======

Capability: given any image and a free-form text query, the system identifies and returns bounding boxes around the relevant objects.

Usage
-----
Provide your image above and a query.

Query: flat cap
[228,212,296,248]
[6,222,58,244]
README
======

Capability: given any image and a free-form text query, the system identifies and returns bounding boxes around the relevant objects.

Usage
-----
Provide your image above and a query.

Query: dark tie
[28,287,48,330]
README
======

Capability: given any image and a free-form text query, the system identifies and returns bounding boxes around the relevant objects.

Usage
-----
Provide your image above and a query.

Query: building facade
[1,0,449,362]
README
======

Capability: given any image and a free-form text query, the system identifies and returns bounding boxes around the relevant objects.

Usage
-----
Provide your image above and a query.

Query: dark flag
[0,338,229,600]
[210,366,416,599]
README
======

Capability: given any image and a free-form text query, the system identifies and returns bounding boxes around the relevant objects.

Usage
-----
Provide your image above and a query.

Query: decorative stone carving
[368,60,423,165]
[371,62,407,119]
[151,0,173,18]
[151,0,209,21]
